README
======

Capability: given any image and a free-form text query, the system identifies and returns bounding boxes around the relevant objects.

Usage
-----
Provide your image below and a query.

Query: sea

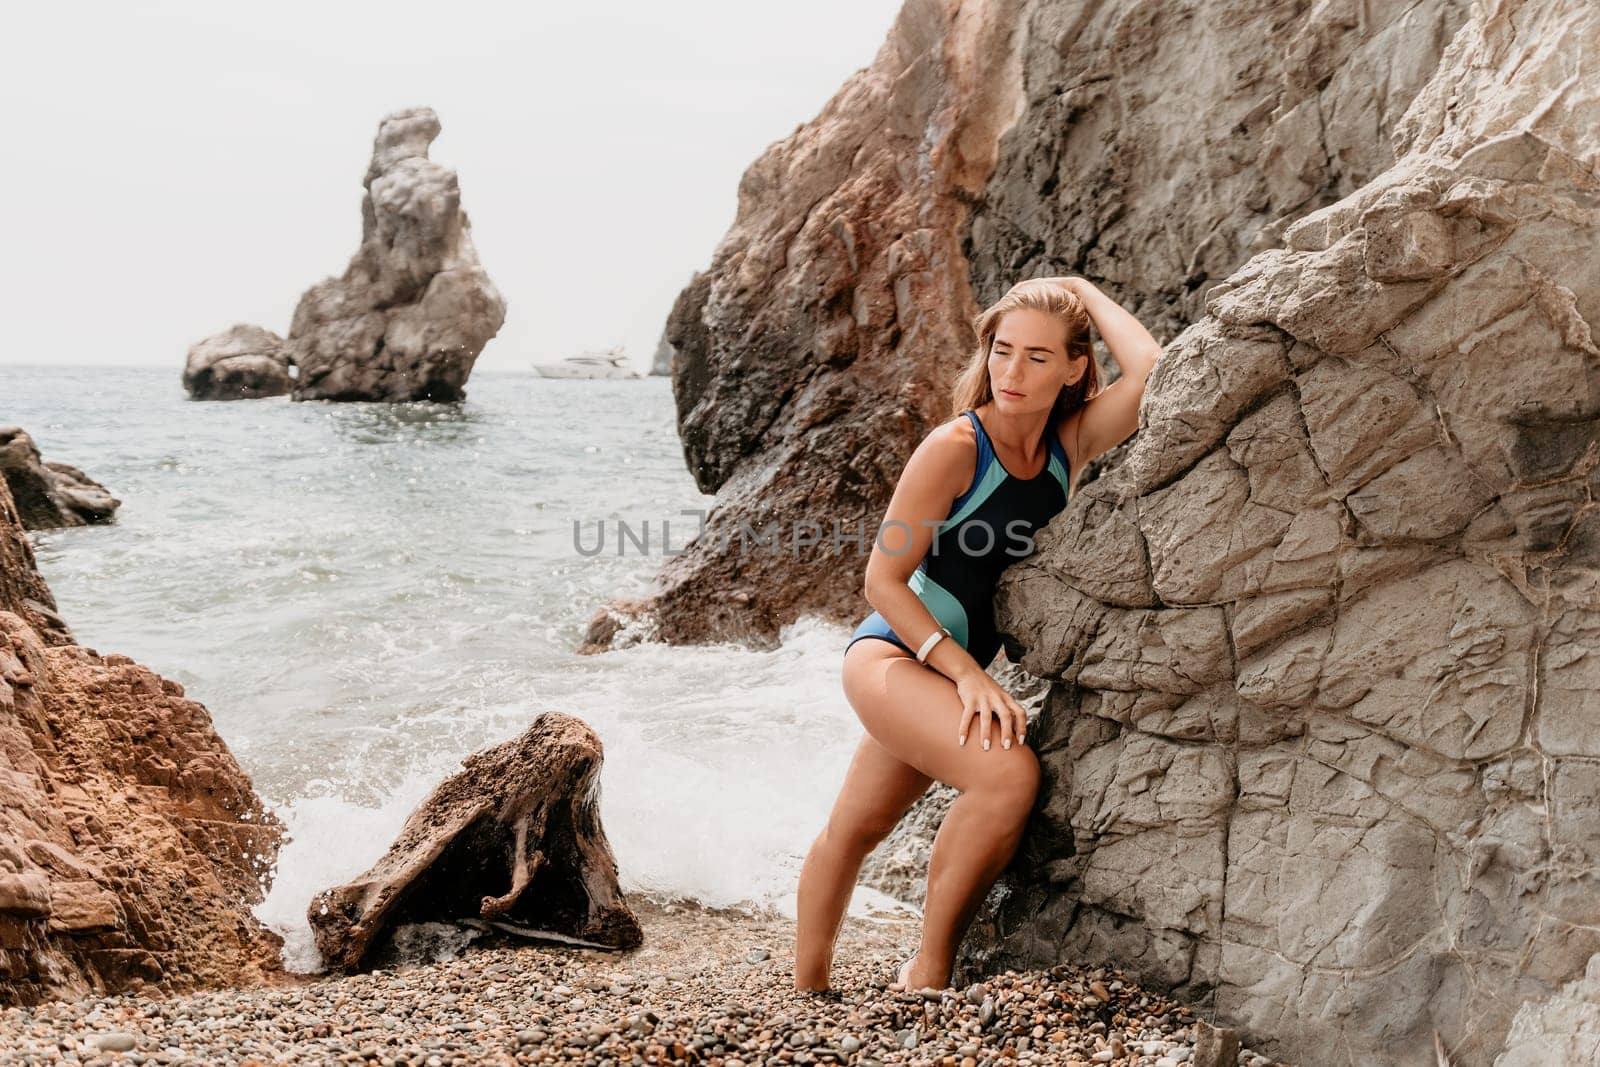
[5,364,912,972]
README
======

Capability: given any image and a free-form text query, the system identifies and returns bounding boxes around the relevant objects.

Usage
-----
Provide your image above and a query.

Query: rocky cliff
[0,476,287,1004]
[975,2,1600,1065]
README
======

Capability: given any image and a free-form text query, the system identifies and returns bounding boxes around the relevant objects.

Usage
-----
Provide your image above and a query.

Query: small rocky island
[183,107,506,403]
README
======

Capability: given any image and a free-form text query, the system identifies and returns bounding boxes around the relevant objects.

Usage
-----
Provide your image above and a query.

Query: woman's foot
[890,951,951,991]
[888,953,918,991]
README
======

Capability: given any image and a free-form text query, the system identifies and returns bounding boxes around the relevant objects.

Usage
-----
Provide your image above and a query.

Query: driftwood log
[307,712,642,972]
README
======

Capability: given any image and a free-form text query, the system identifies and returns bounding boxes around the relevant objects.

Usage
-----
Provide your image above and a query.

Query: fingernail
[983,739,990,750]
[959,735,966,745]
[1004,739,1011,749]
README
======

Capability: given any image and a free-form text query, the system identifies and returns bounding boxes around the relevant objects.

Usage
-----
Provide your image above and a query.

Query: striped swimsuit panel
[846,408,1072,667]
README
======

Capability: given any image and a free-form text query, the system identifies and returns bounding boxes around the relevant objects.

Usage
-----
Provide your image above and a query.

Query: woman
[793,275,1162,993]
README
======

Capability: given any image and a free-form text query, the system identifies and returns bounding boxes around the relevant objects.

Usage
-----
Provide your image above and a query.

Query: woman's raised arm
[1038,276,1163,466]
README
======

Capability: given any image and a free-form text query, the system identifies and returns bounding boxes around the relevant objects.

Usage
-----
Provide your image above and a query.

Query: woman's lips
[1000,389,1024,397]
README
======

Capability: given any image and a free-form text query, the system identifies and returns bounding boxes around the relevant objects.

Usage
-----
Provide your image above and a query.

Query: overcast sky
[4,1,903,373]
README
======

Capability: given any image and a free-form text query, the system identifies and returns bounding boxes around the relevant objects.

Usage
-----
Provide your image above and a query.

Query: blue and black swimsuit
[846,408,1073,667]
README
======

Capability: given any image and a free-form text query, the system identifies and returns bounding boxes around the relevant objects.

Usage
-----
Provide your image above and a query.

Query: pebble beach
[0,899,1288,1067]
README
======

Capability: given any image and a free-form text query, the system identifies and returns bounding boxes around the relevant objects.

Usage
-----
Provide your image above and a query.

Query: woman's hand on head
[952,669,1030,751]
[1024,275,1084,295]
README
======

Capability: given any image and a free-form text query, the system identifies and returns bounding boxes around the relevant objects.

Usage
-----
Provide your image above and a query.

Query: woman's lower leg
[911,785,1032,987]
[793,822,871,989]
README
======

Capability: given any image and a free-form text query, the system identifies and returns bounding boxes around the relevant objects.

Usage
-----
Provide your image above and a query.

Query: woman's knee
[824,807,900,854]
[965,745,1040,812]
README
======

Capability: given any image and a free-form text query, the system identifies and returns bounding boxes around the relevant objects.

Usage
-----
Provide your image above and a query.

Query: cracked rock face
[0,477,286,1004]
[287,107,506,403]
[969,3,1600,1065]
[1492,951,1600,1067]
[966,0,1469,330]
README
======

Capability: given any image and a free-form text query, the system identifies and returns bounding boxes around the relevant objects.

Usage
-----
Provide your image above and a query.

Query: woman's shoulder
[923,411,981,464]
[902,412,980,500]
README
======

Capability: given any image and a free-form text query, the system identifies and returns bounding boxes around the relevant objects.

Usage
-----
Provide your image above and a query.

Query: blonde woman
[794,276,1162,993]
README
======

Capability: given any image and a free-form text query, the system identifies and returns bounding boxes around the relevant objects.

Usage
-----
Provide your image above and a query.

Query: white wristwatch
[916,626,952,663]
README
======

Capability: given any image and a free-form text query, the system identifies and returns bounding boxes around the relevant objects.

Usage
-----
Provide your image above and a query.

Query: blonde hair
[951,280,1101,431]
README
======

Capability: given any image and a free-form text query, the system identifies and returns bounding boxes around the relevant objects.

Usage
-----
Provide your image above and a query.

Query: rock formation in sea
[969,3,1600,1066]
[308,712,641,973]
[183,107,505,403]
[628,0,1600,1063]
[0,427,120,530]
[0,477,286,1005]
[182,323,293,400]
[288,107,506,403]
[650,327,674,377]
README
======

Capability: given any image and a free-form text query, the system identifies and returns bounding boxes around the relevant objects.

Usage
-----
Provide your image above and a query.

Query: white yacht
[531,346,641,379]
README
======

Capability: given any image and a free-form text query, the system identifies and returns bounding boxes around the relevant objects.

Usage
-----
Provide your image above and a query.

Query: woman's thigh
[841,639,1039,799]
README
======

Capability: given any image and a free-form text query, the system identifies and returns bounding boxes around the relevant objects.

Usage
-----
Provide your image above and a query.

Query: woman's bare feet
[889,951,952,992]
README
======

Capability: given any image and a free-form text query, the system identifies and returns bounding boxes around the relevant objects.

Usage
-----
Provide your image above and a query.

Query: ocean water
[5,364,911,972]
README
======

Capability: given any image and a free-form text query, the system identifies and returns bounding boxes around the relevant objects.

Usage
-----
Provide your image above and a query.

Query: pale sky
[3,1,904,373]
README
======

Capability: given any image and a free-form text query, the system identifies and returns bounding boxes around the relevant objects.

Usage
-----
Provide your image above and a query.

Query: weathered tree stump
[307,712,642,972]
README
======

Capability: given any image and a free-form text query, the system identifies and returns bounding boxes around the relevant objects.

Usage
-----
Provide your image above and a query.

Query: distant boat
[531,345,641,380]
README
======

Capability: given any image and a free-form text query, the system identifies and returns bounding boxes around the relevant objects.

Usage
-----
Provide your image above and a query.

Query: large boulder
[0,477,286,1005]
[182,323,293,400]
[308,711,641,972]
[0,427,120,530]
[969,2,1600,1065]
[287,107,506,402]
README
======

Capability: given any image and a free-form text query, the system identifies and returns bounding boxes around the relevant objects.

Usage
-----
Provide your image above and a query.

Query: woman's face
[987,308,1082,413]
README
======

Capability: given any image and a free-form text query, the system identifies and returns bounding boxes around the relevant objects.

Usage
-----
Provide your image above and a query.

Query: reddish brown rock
[307,711,640,972]
[0,475,286,1005]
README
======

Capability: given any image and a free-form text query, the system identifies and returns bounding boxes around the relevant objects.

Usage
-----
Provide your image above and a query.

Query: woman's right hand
[952,668,1030,752]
